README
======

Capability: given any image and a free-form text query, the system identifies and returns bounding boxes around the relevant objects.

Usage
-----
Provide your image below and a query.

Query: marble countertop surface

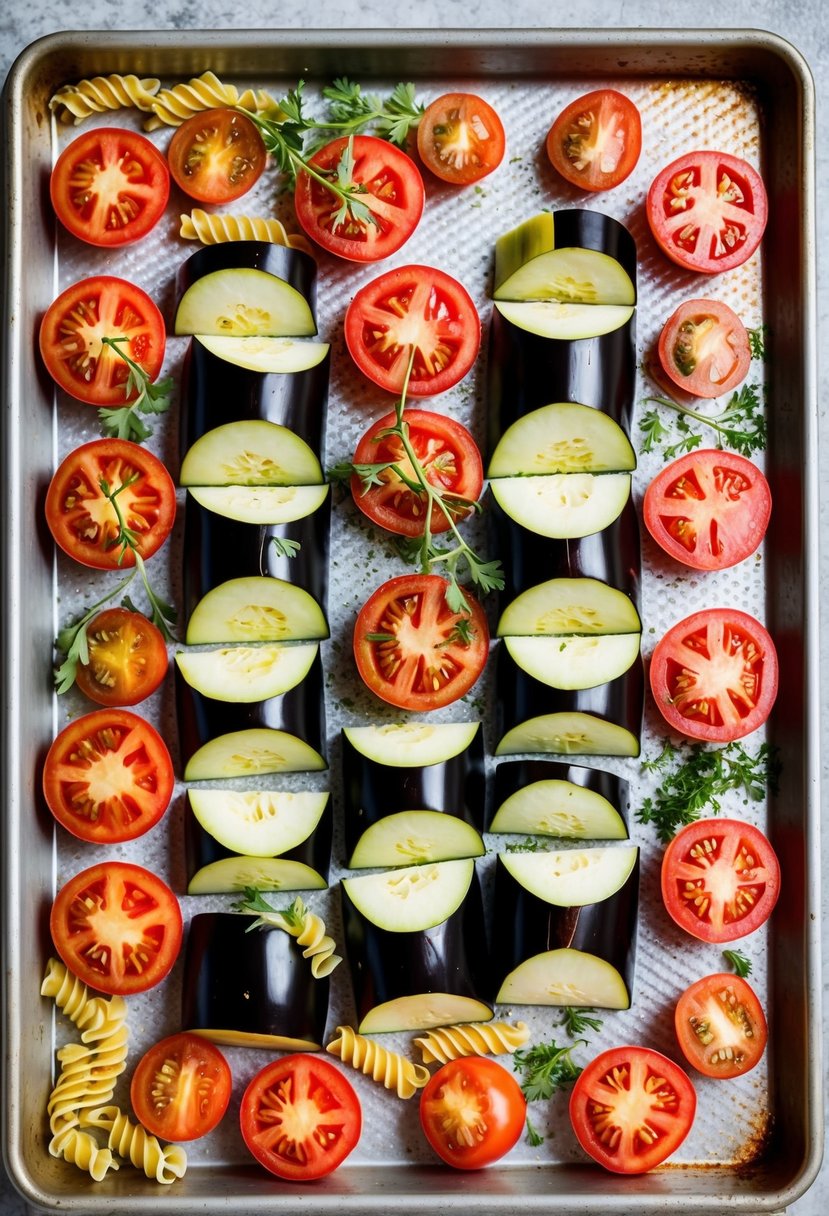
[1,1,826,1212]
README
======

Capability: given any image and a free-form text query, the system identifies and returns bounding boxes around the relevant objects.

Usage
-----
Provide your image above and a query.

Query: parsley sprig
[97,337,173,443]
[233,887,304,933]
[513,1039,583,1103]
[54,571,137,694]
[320,78,423,147]
[639,383,767,459]
[98,475,177,638]
[560,1007,603,1037]
[722,949,753,978]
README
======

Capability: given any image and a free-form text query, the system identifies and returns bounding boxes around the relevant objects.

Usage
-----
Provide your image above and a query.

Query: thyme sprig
[98,337,173,443]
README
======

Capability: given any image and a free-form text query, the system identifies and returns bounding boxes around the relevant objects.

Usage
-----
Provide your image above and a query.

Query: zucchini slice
[184,727,326,781]
[342,722,480,768]
[186,577,328,645]
[490,778,627,839]
[494,300,634,339]
[180,419,323,487]
[187,855,327,895]
[489,473,630,539]
[187,484,330,525]
[497,577,641,637]
[494,212,636,305]
[342,859,475,933]
[496,712,640,758]
[175,267,316,337]
[359,995,493,1035]
[499,846,638,907]
[495,947,630,1008]
[488,402,636,478]
[348,811,484,869]
[188,789,330,858]
[504,634,641,690]
[175,642,318,702]
[194,334,329,373]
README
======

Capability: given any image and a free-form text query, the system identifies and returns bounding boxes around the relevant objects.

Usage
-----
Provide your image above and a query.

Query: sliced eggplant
[496,712,640,759]
[495,948,630,1009]
[343,722,480,768]
[487,402,635,479]
[188,788,330,857]
[188,856,328,895]
[183,728,326,782]
[195,334,329,373]
[494,299,633,339]
[180,420,323,487]
[175,240,317,306]
[499,846,638,907]
[187,484,330,526]
[503,634,641,690]
[186,793,331,885]
[493,210,637,304]
[489,472,631,539]
[341,859,475,933]
[185,576,328,645]
[491,760,628,838]
[497,577,641,638]
[348,811,485,869]
[175,641,319,702]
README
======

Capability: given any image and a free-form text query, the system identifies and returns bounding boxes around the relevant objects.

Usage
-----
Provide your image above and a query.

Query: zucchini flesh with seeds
[497,654,644,746]
[496,712,640,759]
[348,811,484,869]
[187,484,329,526]
[185,576,328,645]
[497,577,641,638]
[180,419,323,487]
[503,634,641,691]
[487,402,635,479]
[175,642,319,703]
[183,728,326,781]
[175,267,316,338]
[489,473,631,540]
[187,856,327,895]
[490,760,628,838]
[188,788,330,858]
[495,948,630,1008]
[493,210,637,303]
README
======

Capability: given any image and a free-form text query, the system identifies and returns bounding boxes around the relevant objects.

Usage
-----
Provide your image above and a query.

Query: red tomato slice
[657,299,751,399]
[74,607,169,706]
[130,1032,232,1141]
[45,438,176,570]
[43,708,174,844]
[545,89,641,192]
[661,819,781,942]
[674,973,768,1078]
[643,450,771,571]
[344,264,481,396]
[353,574,489,711]
[351,409,483,536]
[50,861,182,995]
[419,1057,525,1170]
[39,276,166,407]
[646,151,768,274]
[649,608,778,741]
[416,92,506,186]
[240,1054,361,1180]
[167,108,266,204]
[294,135,424,262]
[50,127,169,247]
[569,1046,696,1173]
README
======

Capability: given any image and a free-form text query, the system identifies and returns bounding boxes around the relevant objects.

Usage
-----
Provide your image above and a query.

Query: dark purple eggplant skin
[341,869,490,1024]
[548,210,638,288]
[184,793,332,882]
[182,911,329,1044]
[491,760,629,832]
[341,728,486,856]
[490,853,638,1001]
[176,240,318,311]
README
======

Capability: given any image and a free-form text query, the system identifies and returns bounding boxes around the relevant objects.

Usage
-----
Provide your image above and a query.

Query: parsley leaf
[97,337,173,443]
[525,1114,545,1147]
[722,949,753,978]
[638,383,767,459]
[512,1039,583,1103]
[270,537,301,559]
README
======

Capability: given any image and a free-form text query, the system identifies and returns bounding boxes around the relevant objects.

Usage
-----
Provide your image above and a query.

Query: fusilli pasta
[48,1126,120,1182]
[81,1106,188,1184]
[49,74,160,123]
[143,71,241,130]
[326,1026,430,1099]
[179,208,311,253]
[413,1020,531,1065]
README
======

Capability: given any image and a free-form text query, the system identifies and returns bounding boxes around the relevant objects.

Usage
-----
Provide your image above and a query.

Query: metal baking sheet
[1,27,820,1214]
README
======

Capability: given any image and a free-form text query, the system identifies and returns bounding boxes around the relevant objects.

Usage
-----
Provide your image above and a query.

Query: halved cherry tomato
[131,1032,232,1142]
[661,819,781,943]
[569,1046,696,1173]
[50,128,170,247]
[39,276,166,407]
[344,264,481,396]
[674,973,768,1078]
[649,608,778,741]
[646,151,768,274]
[657,299,751,398]
[43,708,174,844]
[416,92,505,186]
[240,1054,361,1180]
[419,1057,525,1170]
[353,574,489,711]
[167,108,266,204]
[643,450,771,571]
[50,860,182,995]
[294,135,424,262]
[545,89,641,192]
[74,607,169,706]
[351,409,483,536]
[45,438,176,570]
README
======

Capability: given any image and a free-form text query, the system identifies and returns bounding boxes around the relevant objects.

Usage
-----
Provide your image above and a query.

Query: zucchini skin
[184,795,332,882]
[176,240,318,310]
[491,760,629,831]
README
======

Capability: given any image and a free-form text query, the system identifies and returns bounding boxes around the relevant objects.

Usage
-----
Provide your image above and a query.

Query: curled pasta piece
[48,1125,119,1182]
[47,1025,129,1133]
[179,209,312,253]
[49,74,160,123]
[326,1026,430,1099]
[144,71,242,130]
[239,893,342,977]
[41,959,100,1031]
[81,1106,187,1185]
[413,1020,531,1065]
[236,86,285,118]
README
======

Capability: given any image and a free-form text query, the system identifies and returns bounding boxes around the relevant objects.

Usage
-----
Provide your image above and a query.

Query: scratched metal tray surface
[0,26,820,1215]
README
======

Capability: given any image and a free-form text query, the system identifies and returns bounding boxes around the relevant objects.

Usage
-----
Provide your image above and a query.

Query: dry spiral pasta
[80,1106,188,1185]
[143,71,242,130]
[49,74,160,123]
[41,958,102,1032]
[179,209,312,253]
[413,1020,531,1065]
[272,898,342,977]
[326,1026,430,1099]
[48,1125,119,1182]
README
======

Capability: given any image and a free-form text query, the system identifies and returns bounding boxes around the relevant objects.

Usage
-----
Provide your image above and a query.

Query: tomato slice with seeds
[74,607,169,706]
[674,973,768,1078]
[353,574,489,711]
[167,108,266,204]
[419,1057,525,1170]
[50,860,182,995]
[131,1032,232,1141]
[43,708,174,844]
[416,92,506,186]
[657,299,751,399]
[545,89,642,192]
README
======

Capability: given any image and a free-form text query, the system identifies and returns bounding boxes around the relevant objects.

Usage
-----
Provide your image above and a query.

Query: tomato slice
[649,608,778,741]
[351,409,483,536]
[130,1032,232,1142]
[50,127,169,247]
[545,89,641,192]
[45,438,176,570]
[74,607,169,706]
[674,973,768,1078]
[661,819,781,943]
[416,92,505,186]
[43,708,174,844]
[643,450,771,571]
[240,1054,361,1180]
[353,574,489,711]
[646,151,768,274]
[167,108,266,204]
[569,1046,696,1173]
[419,1058,525,1170]
[50,861,182,995]
[657,299,751,399]
[344,264,481,397]
[294,135,424,262]
[39,276,166,407]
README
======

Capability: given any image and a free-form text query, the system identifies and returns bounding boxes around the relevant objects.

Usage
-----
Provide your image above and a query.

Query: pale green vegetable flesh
[495,300,633,339]
[495,246,635,306]
[490,779,627,839]
[497,577,641,638]
[342,859,474,933]
[348,811,484,869]
[184,728,326,781]
[187,484,329,525]
[488,402,635,478]
[503,634,641,690]
[489,472,630,539]
[499,846,638,907]
[186,577,328,645]
[189,789,330,857]
[195,334,329,372]
[175,268,316,337]
[496,713,640,758]
[187,856,327,895]
[175,642,318,702]
[495,948,630,1007]
[343,722,480,768]
[359,994,493,1035]
[180,420,323,487]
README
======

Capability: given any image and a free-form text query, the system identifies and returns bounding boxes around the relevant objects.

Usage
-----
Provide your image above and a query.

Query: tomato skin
[643,450,771,572]
[674,973,768,1078]
[546,89,641,192]
[45,438,176,570]
[416,93,505,186]
[649,607,778,741]
[294,135,424,262]
[43,708,174,844]
[131,1033,232,1141]
[419,1058,525,1170]
[646,151,768,274]
[240,1054,361,1180]
[657,299,751,399]
[661,819,781,943]
[353,574,490,711]
[344,264,481,397]
[74,607,169,706]
[50,861,182,995]
[167,108,266,204]
[50,128,169,247]
[39,276,166,407]
[569,1046,696,1173]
